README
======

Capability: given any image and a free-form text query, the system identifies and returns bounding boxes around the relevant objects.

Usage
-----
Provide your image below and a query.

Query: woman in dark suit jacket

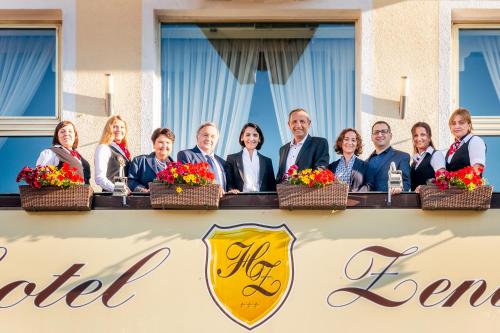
[128,128,175,192]
[328,128,368,192]
[225,123,276,192]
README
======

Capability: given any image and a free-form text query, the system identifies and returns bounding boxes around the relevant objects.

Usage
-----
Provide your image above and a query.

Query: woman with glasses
[410,122,445,192]
[328,128,368,192]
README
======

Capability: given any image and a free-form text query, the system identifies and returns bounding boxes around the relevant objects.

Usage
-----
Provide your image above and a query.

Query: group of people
[35,107,486,195]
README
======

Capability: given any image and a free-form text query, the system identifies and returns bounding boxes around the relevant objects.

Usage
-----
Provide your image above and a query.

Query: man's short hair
[288,108,311,122]
[371,120,391,133]
[196,122,219,137]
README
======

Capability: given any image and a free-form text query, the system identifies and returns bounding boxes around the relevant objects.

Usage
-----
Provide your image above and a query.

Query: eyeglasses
[372,129,390,135]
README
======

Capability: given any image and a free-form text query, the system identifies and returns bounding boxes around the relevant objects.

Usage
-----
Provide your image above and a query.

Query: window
[457,27,500,187]
[0,27,59,193]
[160,23,356,167]
[0,136,52,193]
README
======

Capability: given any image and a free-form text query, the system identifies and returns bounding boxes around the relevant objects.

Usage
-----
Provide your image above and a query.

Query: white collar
[197,145,214,158]
[413,146,435,163]
[290,134,309,147]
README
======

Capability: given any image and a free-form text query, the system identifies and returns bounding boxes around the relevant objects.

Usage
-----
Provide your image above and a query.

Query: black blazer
[328,157,368,192]
[276,135,329,182]
[225,151,276,192]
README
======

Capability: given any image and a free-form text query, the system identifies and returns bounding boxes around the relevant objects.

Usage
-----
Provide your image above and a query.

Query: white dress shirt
[446,133,486,166]
[242,148,260,192]
[285,135,309,173]
[412,146,446,171]
[95,144,115,191]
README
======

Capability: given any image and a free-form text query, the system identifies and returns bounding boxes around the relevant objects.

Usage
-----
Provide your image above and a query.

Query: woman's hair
[52,121,79,149]
[238,123,264,150]
[151,128,175,143]
[411,122,435,154]
[449,108,473,133]
[99,115,129,146]
[334,128,363,155]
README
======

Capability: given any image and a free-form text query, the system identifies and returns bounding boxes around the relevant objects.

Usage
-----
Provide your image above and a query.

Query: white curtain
[0,34,55,116]
[478,36,500,102]
[162,38,260,157]
[263,38,355,155]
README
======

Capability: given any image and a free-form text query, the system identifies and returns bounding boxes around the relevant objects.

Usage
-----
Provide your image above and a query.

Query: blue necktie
[206,155,224,189]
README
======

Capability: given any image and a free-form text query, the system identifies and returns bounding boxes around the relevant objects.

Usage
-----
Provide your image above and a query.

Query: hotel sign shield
[203,223,296,330]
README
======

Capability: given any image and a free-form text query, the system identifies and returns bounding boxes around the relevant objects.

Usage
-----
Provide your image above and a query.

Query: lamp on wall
[105,73,114,116]
[399,76,409,119]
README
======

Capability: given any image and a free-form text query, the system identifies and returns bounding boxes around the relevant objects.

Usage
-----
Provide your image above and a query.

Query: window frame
[157,11,361,135]
[0,23,61,136]
[453,23,500,136]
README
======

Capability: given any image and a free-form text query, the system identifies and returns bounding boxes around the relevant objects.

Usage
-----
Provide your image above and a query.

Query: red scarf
[116,142,131,160]
[448,139,461,156]
[69,149,81,160]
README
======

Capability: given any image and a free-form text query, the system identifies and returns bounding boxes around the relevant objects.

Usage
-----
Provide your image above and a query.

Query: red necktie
[448,139,461,156]
[117,142,131,160]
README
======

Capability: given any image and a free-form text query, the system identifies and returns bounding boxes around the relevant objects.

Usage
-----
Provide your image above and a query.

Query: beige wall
[367,0,439,156]
[75,0,142,188]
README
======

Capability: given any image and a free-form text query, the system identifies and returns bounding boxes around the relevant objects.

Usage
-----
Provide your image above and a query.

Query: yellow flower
[176,186,183,193]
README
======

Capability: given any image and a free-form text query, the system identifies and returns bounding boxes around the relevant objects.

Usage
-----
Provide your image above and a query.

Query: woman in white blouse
[410,122,446,192]
[37,120,91,184]
[94,115,131,192]
[225,123,276,193]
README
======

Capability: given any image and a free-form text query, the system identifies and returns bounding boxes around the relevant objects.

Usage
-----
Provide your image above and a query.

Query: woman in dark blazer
[328,128,368,192]
[225,123,276,192]
[128,128,175,192]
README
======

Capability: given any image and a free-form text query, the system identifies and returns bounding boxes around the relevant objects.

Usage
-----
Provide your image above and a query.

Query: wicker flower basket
[276,182,349,210]
[419,184,493,210]
[19,185,93,211]
[149,183,219,209]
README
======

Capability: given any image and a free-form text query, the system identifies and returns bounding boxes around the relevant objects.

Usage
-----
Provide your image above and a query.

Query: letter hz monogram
[203,224,296,330]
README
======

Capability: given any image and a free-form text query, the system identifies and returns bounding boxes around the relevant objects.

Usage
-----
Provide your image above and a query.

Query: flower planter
[419,184,493,210]
[19,185,93,211]
[276,183,349,210]
[149,183,219,209]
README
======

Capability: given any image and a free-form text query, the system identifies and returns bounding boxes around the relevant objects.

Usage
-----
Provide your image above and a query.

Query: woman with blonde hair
[446,108,486,174]
[94,115,132,191]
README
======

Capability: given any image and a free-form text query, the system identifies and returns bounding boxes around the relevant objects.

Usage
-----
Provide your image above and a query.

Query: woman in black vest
[410,122,445,192]
[94,115,132,192]
[36,121,91,184]
[225,123,276,193]
[446,108,486,174]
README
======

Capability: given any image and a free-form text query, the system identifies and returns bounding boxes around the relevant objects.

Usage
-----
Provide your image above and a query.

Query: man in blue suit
[365,121,411,192]
[276,108,330,182]
[177,122,227,194]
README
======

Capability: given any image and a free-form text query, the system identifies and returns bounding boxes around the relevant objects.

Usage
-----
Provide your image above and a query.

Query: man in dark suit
[177,122,227,193]
[365,121,411,192]
[276,108,329,182]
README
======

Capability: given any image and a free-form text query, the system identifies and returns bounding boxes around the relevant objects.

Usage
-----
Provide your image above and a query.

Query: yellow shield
[203,223,296,330]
